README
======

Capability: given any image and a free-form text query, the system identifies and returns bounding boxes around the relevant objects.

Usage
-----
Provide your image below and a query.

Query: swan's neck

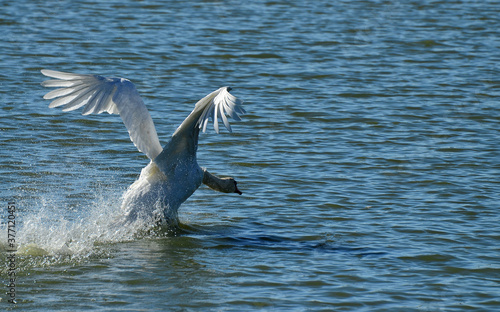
[202,169,236,194]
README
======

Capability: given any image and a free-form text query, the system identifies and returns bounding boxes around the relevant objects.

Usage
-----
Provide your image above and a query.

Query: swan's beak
[234,181,242,195]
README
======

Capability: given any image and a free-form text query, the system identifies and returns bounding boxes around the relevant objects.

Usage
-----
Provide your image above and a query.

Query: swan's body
[41,70,244,227]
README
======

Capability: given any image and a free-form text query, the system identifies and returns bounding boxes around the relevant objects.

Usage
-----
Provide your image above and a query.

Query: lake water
[1,0,499,310]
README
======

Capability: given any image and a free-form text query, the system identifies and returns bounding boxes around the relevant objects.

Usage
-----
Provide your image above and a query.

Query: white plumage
[41,69,245,227]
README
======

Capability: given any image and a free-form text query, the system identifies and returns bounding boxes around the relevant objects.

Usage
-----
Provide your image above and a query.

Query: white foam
[0,182,168,269]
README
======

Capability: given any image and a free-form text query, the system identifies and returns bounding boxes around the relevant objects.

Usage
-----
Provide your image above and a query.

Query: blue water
[1,0,499,310]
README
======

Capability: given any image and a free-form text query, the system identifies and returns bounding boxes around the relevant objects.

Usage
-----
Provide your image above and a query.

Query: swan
[40,70,245,227]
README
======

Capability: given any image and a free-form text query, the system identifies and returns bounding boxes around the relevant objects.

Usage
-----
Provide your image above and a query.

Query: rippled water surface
[1,0,499,311]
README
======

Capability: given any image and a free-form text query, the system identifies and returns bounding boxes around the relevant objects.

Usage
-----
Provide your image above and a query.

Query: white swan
[41,70,245,227]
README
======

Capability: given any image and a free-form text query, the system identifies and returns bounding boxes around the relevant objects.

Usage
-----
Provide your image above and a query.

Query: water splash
[0,182,170,271]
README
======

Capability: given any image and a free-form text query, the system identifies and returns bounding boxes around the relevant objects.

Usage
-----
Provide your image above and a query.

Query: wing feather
[44,86,81,99]
[41,79,80,88]
[172,86,245,137]
[213,97,220,133]
[61,86,97,111]
[41,69,163,160]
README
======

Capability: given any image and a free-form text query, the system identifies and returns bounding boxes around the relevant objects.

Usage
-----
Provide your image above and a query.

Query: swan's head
[202,169,242,195]
[218,177,242,195]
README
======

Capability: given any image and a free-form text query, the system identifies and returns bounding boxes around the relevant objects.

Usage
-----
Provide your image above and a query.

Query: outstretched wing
[173,86,246,137]
[154,86,245,175]
[41,69,163,160]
